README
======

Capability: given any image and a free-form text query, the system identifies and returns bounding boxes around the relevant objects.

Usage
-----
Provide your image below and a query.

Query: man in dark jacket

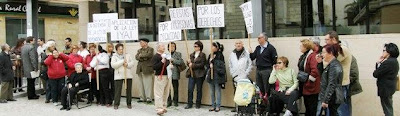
[60,63,89,111]
[0,44,17,103]
[249,32,278,97]
[21,37,39,99]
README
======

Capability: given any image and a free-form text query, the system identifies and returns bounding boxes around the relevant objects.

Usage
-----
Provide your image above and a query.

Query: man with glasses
[249,32,278,100]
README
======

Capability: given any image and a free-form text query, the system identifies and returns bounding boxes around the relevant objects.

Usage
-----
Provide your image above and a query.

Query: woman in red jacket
[45,49,69,106]
[83,43,99,104]
[66,45,84,77]
[298,39,321,116]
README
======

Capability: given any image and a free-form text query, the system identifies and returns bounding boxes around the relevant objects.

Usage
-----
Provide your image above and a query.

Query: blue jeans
[187,77,204,105]
[338,85,351,116]
[209,82,221,108]
[45,80,51,101]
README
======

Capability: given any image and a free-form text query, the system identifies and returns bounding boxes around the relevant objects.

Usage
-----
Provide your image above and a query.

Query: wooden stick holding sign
[183,30,194,77]
[123,40,127,90]
[209,28,214,79]
[95,43,100,90]
[248,33,251,48]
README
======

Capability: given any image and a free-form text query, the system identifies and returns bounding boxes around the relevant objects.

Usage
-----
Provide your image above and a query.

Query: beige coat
[111,53,134,80]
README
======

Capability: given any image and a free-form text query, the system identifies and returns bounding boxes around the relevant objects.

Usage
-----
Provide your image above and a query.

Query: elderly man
[60,63,89,111]
[151,43,170,115]
[135,38,155,103]
[249,32,278,98]
[0,44,17,103]
[21,36,39,100]
[229,40,252,112]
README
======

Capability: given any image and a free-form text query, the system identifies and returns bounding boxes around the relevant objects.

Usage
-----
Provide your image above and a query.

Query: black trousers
[60,87,77,107]
[256,69,273,95]
[304,94,319,116]
[380,96,393,116]
[187,77,204,106]
[27,78,37,98]
[48,78,65,102]
[270,90,299,115]
[14,77,23,91]
[99,69,113,105]
[88,78,99,102]
[168,80,179,104]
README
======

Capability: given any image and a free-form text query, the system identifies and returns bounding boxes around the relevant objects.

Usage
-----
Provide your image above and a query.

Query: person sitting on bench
[268,56,299,116]
[60,63,89,111]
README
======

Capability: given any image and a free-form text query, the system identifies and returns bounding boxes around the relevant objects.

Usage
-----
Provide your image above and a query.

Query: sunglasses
[383,50,386,52]
[194,46,199,48]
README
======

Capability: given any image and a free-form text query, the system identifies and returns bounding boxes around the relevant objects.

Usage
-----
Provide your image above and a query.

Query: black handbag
[297,71,309,82]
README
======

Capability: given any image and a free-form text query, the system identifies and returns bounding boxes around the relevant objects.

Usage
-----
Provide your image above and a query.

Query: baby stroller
[234,79,268,116]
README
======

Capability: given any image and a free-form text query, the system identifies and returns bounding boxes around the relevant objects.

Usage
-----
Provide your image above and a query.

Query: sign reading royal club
[0,2,78,16]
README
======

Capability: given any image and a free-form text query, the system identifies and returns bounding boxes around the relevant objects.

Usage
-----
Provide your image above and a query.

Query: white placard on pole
[87,22,107,43]
[240,1,253,34]
[110,19,139,41]
[169,7,196,30]
[197,4,225,28]
[93,13,118,32]
[158,21,182,42]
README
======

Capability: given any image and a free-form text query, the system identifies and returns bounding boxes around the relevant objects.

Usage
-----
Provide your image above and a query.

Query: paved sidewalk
[0,94,236,116]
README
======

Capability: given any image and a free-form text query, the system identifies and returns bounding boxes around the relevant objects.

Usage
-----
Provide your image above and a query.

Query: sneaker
[283,110,293,116]
[53,102,58,106]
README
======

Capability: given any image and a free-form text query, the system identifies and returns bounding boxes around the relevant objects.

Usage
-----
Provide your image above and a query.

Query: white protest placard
[87,22,107,43]
[169,7,196,30]
[197,4,224,28]
[93,13,118,32]
[110,19,139,41]
[158,21,182,42]
[240,1,253,34]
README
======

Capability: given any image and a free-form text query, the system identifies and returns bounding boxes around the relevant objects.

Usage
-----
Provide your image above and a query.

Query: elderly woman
[298,39,321,116]
[152,43,170,115]
[317,44,344,116]
[60,63,89,111]
[373,43,399,116]
[45,49,69,106]
[268,56,299,116]
[111,43,134,110]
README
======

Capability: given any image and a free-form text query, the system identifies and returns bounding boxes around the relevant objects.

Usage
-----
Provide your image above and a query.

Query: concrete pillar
[252,0,265,37]
[79,1,89,42]
[26,0,39,39]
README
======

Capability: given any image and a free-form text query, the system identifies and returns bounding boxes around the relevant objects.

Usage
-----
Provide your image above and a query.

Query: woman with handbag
[373,43,399,116]
[317,44,344,116]
[268,56,299,116]
[166,42,184,107]
[298,39,321,116]
[206,42,226,112]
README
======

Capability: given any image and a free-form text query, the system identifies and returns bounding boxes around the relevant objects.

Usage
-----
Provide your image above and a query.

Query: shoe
[66,107,71,111]
[283,110,292,116]
[127,105,132,109]
[14,90,17,93]
[184,105,192,109]
[231,109,236,112]
[156,110,164,115]
[60,107,67,110]
[0,100,7,103]
[137,99,145,103]
[41,92,46,95]
[45,100,50,103]
[106,104,112,107]
[163,109,168,113]
[7,99,17,101]
[209,108,215,112]
[114,105,118,110]
[215,108,220,112]
[28,96,39,100]
[146,100,152,104]
[87,101,92,104]
[174,102,178,107]
[53,102,58,106]
[18,89,24,92]
[195,104,201,109]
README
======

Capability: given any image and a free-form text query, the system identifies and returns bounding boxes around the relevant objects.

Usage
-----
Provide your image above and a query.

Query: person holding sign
[166,42,184,107]
[185,41,207,109]
[135,38,155,104]
[152,43,171,115]
[111,43,134,110]
[249,32,278,100]
[206,42,226,112]
[90,45,113,107]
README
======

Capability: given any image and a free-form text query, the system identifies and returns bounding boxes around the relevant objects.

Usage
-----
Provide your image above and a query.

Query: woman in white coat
[111,43,134,110]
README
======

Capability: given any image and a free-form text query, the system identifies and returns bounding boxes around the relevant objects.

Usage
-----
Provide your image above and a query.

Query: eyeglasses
[277,62,283,64]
